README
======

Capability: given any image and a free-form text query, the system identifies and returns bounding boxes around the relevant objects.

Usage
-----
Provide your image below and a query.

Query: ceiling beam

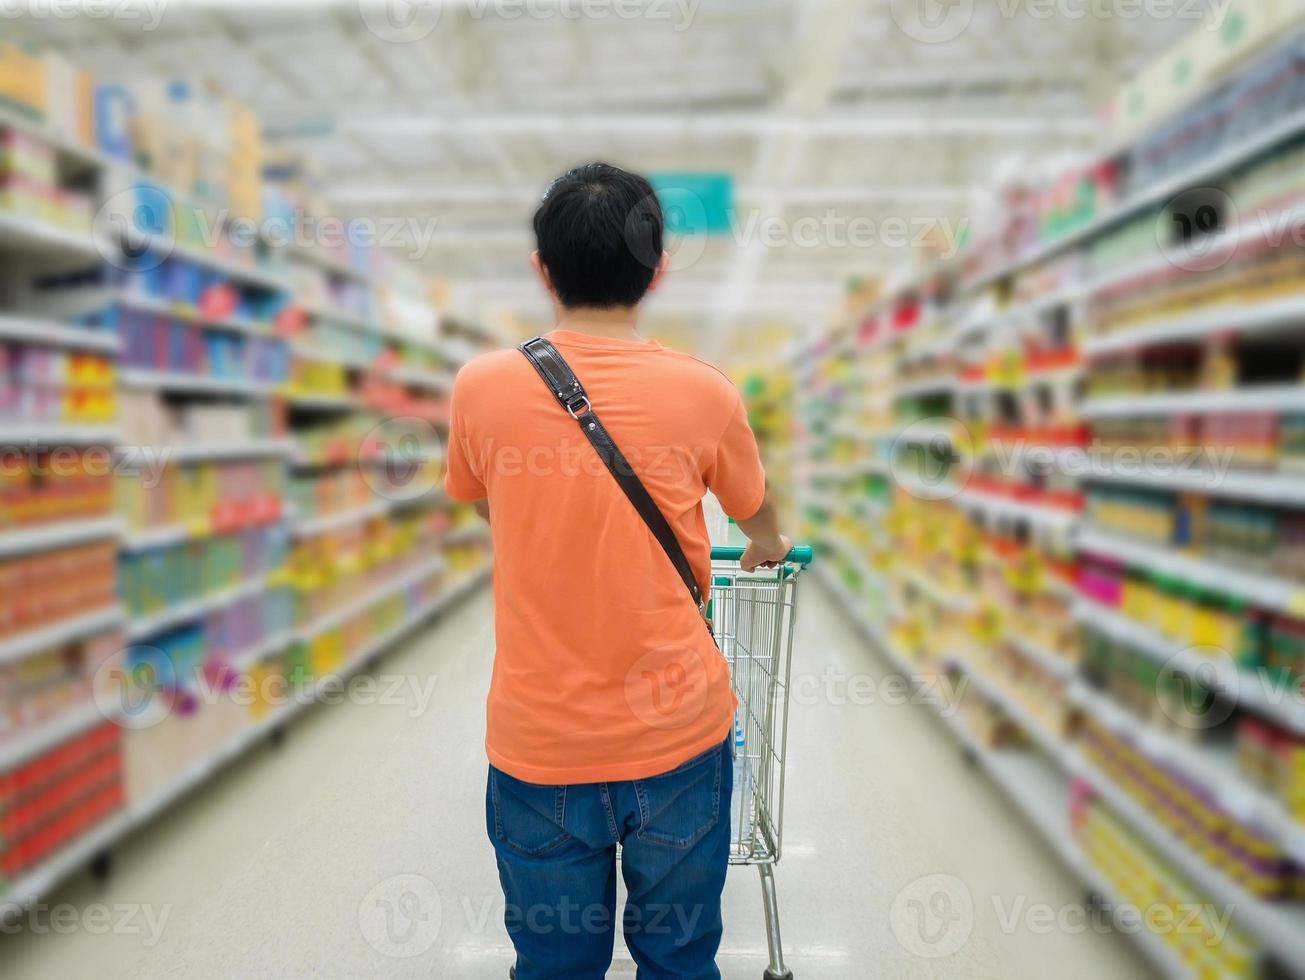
[259,108,1099,142]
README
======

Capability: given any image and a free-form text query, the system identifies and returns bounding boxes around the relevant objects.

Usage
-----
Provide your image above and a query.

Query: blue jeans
[487,738,733,979]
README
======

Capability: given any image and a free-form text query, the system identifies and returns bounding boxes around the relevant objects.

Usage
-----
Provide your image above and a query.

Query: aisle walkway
[3,581,1151,979]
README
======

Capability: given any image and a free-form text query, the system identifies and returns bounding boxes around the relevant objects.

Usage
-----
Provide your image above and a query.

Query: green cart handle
[710,544,814,566]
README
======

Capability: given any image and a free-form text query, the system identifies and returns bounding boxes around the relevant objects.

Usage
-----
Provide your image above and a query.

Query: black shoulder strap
[518,336,704,612]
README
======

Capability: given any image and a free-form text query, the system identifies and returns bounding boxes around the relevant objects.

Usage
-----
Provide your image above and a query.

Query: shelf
[0,316,119,352]
[293,555,449,643]
[817,565,1192,980]
[819,535,886,593]
[0,702,106,771]
[443,525,490,546]
[128,576,275,641]
[0,424,118,446]
[899,564,976,613]
[0,605,124,665]
[118,439,296,464]
[0,567,490,914]
[1005,631,1077,681]
[1076,526,1305,617]
[0,516,122,559]
[129,234,287,293]
[1073,596,1305,735]
[290,343,377,371]
[286,243,373,284]
[1068,681,1305,865]
[387,364,454,390]
[120,510,289,552]
[1081,458,1305,506]
[0,105,112,172]
[967,106,1305,291]
[893,375,954,399]
[1080,385,1305,418]
[281,390,360,411]
[115,292,272,337]
[955,489,1079,534]
[892,420,958,445]
[229,629,295,671]
[0,213,104,260]
[1069,749,1305,970]
[1082,294,1305,359]
[947,655,1071,767]
[119,369,274,398]
[291,500,388,537]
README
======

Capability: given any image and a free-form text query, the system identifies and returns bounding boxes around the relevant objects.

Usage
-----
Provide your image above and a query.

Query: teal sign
[649,172,734,236]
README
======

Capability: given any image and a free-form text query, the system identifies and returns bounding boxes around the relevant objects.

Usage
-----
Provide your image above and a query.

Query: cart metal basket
[708,544,812,980]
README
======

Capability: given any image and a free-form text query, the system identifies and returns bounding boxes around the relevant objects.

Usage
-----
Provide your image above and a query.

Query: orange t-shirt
[444,330,767,784]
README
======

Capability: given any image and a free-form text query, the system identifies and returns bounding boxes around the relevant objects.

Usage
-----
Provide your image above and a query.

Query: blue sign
[649,172,734,236]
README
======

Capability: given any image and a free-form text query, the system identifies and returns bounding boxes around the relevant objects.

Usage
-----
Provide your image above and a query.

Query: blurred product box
[93,83,135,160]
[1111,0,1305,141]
[0,42,47,119]
[41,52,94,148]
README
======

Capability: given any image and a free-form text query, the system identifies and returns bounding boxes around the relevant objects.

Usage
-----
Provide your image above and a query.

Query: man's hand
[740,534,793,573]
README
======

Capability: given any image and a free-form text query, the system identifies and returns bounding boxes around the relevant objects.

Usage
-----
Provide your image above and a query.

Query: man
[444,162,792,980]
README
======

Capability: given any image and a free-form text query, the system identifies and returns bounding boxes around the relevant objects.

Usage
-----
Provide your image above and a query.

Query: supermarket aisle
[2,580,1150,979]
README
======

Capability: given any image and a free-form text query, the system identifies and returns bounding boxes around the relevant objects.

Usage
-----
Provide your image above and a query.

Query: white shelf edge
[119,369,274,398]
[1082,294,1305,358]
[1076,526,1302,616]
[0,605,125,665]
[1080,385,1305,418]
[0,702,106,771]
[116,439,296,464]
[0,516,123,559]
[0,316,119,352]
[293,555,450,644]
[128,576,277,641]
[1081,460,1305,506]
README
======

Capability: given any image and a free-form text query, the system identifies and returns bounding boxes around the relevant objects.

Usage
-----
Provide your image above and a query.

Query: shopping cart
[708,544,813,980]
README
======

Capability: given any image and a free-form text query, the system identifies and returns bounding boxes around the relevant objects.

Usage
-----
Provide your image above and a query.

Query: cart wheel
[763,970,793,980]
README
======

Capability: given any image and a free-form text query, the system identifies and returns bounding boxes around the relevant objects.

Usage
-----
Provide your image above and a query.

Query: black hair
[533,162,664,308]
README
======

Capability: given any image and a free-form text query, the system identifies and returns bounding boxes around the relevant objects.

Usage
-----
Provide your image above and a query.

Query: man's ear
[530,251,555,296]
[646,250,671,293]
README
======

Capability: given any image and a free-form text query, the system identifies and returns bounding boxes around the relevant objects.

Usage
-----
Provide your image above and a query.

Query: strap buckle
[566,395,592,419]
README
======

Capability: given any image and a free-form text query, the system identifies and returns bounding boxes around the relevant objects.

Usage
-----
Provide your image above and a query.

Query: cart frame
[708,544,811,980]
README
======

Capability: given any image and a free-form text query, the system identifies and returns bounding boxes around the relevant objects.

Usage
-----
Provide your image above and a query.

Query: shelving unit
[797,23,1305,979]
[0,53,498,917]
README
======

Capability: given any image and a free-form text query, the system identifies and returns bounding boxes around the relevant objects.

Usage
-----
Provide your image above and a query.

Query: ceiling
[11,0,1216,338]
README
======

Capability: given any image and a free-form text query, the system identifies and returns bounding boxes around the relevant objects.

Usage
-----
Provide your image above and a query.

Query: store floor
[2,581,1152,979]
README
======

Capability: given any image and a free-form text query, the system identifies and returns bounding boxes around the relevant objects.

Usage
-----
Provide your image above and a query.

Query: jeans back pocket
[632,744,723,850]
[489,768,572,858]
